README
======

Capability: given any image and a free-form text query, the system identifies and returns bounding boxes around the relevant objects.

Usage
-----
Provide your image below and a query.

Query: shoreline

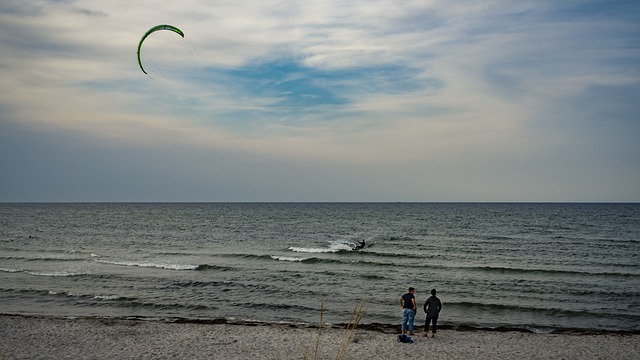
[2,314,639,359]
[3,313,639,336]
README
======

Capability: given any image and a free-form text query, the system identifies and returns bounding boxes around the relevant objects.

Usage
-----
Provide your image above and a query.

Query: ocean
[1,203,638,333]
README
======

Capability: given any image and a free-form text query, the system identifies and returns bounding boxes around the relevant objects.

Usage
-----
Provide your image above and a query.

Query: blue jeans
[402,309,416,332]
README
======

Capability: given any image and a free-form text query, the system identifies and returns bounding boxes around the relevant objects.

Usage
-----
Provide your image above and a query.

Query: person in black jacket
[422,289,442,338]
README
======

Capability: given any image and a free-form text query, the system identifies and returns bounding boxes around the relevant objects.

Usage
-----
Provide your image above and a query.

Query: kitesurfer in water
[353,239,366,250]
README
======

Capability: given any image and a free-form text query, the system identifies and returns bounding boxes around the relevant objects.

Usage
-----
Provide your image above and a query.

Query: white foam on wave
[1,267,84,277]
[94,259,198,271]
[47,290,80,297]
[94,295,122,300]
[288,242,354,253]
[26,271,83,277]
[289,241,354,254]
[288,247,335,253]
[270,255,308,262]
[329,242,355,252]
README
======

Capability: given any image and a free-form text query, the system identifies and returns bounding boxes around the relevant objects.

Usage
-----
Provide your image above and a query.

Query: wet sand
[1,315,638,359]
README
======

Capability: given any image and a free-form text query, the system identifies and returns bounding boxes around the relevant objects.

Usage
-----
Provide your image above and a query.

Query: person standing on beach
[400,287,417,335]
[423,289,442,338]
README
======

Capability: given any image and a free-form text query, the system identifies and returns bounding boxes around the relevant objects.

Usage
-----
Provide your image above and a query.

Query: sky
[1,0,639,202]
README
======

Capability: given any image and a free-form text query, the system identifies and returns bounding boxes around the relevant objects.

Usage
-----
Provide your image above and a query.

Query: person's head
[408,287,415,293]
[431,289,437,296]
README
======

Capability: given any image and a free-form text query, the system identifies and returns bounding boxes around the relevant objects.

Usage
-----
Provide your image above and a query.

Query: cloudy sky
[1,0,638,202]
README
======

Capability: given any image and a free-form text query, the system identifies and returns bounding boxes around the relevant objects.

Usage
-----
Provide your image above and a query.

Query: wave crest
[94,259,199,271]
[288,242,354,253]
[271,255,308,262]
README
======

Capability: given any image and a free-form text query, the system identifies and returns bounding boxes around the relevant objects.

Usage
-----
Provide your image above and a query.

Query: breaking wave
[94,259,200,271]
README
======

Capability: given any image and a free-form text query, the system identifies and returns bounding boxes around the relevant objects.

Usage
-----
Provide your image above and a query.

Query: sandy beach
[1,315,638,359]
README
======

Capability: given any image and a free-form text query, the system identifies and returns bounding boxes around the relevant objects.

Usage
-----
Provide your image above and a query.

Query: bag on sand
[397,334,414,343]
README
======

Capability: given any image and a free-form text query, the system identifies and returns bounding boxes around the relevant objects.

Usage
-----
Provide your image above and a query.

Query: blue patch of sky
[206,59,438,108]
[72,59,432,131]
[503,1,640,30]
[76,58,442,131]
[551,0,640,19]
[460,1,639,40]
[190,58,444,131]
[229,60,349,108]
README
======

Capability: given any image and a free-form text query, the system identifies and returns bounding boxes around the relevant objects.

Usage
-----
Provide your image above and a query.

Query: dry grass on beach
[1,315,639,359]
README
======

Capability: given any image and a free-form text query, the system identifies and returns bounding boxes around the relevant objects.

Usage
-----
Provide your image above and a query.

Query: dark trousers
[425,315,438,333]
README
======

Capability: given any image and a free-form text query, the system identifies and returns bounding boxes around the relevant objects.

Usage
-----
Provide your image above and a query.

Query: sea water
[0,203,638,332]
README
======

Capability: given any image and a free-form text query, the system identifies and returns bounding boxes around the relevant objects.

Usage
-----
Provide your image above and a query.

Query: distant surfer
[353,239,366,250]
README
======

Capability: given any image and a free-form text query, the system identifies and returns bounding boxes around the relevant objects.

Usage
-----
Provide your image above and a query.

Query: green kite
[137,24,184,74]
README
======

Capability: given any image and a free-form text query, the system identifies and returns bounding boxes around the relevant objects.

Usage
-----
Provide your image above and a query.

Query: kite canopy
[137,24,185,74]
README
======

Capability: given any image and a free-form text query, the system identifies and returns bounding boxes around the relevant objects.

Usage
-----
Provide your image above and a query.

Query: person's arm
[423,300,428,313]
[411,297,417,310]
[400,296,404,309]
[438,299,442,312]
